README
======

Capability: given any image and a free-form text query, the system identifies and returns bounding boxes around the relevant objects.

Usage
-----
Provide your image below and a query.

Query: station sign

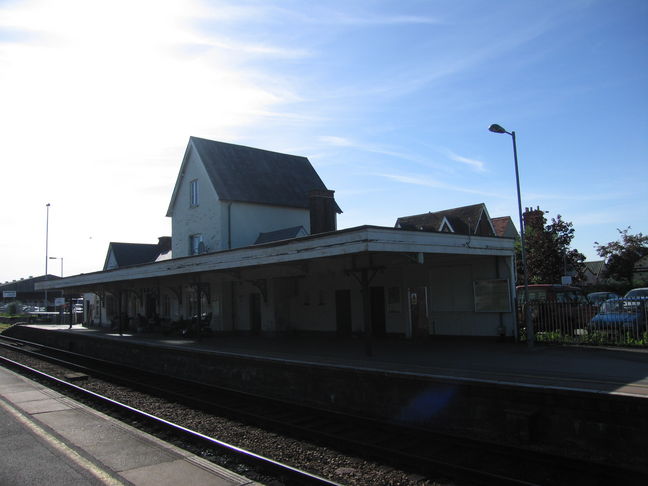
[54,297,65,306]
[3,291,17,298]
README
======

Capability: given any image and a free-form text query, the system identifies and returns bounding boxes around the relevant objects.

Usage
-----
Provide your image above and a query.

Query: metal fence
[517,298,648,347]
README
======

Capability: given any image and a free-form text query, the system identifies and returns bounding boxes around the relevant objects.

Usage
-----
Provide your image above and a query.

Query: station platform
[4,323,648,474]
[0,365,257,486]
[26,324,648,398]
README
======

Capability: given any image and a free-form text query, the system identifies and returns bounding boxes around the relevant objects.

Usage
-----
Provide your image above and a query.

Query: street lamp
[45,203,51,309]
[488,124,534,347]
[49,256,63,277]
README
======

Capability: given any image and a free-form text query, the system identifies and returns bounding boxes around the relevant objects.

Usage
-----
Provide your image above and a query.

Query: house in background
[103,237,172,270]
[166,137,341,257]
[632,255,648,285]
[395,203,498,237]
[491,216,519,239]
[582,260,607,286]
[39,138,516,340]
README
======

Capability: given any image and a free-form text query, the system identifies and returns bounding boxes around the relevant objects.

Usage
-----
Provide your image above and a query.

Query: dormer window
[439,217,454,233]
[190,179,199,207]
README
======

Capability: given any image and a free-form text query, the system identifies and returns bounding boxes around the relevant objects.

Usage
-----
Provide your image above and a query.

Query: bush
[6,301,22,316]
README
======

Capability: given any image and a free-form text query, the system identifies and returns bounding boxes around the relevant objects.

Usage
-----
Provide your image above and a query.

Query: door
[335,289,352,336]
[370,286,386,337]
[249,293,261,335]
[145,294,157,319]
[409,287,429,337]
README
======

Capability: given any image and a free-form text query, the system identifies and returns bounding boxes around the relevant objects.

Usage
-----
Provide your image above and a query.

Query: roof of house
[395,203,495,236]
[167,137,341,216]
[491,216,519,238]
[584,260,606,276]
[103,242,167,270]
[255,225,308,245]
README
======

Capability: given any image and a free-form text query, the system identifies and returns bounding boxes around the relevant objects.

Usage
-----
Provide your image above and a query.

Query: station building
[38,137,517,340]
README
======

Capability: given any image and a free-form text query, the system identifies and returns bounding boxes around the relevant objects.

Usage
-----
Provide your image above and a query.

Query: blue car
[589,297,648,334]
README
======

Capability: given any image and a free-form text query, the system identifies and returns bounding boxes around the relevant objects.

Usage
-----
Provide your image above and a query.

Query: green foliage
[520,329,648,347]
[595,228,648,285]
[6,301,21,316]
[516,208,586,284]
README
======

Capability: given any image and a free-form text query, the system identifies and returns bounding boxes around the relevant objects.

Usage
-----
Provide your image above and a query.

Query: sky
[0,0,646,283]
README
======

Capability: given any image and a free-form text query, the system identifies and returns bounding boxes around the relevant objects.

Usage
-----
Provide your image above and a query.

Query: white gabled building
[166,137,341,256]
[38,137,518,341]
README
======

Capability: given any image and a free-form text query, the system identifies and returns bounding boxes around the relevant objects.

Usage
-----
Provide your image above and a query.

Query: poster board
[473,279,511,312]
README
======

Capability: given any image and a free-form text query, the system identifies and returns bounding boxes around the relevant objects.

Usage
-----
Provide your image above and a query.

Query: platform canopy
[37,225,514,293]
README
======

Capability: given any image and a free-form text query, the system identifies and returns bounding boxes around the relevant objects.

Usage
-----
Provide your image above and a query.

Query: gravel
[0,347,456,486]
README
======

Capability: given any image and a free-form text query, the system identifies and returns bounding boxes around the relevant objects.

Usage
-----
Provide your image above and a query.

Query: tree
[6,301,22,316]
[517,207,586,284]
[595,228,648,285]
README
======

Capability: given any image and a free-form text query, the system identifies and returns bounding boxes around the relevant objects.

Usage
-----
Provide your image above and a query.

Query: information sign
[473,279,511,313]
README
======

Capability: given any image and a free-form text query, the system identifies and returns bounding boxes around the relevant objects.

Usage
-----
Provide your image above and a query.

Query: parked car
[624,288,648,299]
[587,292,620,309]
[516,284,593,332]
[589,297,648,336]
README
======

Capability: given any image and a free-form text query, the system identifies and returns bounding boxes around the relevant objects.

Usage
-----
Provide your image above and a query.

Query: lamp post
[45,203,51,309]
[488,124,534,347]
[49,256,63,277]
[49,256,64,324]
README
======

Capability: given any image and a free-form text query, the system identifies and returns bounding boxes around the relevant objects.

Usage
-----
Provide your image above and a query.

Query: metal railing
[517,298,648,347]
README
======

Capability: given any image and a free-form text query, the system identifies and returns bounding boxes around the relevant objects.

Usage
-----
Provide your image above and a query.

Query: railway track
[1,334,646,486]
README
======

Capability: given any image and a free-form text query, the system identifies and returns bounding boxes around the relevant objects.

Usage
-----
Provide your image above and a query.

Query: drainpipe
[227,203,232,249]
[360,269,373,357]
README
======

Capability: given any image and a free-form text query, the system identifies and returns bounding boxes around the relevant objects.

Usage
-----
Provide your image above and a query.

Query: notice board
[473,279,511,312]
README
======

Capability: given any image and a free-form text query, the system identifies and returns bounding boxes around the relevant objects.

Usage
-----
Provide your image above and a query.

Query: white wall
[227,201,311,249]
[170,148,223,257]
[170,152,311,255]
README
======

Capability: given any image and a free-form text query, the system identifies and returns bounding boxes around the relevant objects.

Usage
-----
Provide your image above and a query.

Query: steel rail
[2,334,646,486]
[0,353,342,486]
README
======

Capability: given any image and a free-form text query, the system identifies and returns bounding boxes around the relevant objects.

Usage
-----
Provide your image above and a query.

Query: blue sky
[0,0,646,282]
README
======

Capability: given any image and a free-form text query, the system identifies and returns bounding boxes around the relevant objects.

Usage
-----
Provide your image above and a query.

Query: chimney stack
[309,189,337,235]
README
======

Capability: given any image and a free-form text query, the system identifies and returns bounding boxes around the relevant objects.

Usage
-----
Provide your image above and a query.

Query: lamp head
[488,123,508,134]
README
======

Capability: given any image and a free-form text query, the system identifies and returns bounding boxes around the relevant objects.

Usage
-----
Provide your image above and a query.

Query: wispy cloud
[317,136,452,171]
[319,135,354,147]
[524,191,629,202]
[333,14,442,26]
[445,150,486,172]
[199,37,312,59]
[376,173,505,198]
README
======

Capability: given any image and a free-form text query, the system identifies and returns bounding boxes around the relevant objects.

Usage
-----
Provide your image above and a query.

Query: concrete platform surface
[0,366,259,486]
[38,324,648,398]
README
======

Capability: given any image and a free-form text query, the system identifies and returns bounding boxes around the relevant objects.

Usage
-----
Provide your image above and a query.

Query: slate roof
[167,137,341,216]
[104,242,166,270]
[255,226,308,245]
[395,203,495,236]
[584,260,606,277]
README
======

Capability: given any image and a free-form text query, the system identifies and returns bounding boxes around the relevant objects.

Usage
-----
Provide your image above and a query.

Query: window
[190,179,199,207]
[190,234,203,255]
